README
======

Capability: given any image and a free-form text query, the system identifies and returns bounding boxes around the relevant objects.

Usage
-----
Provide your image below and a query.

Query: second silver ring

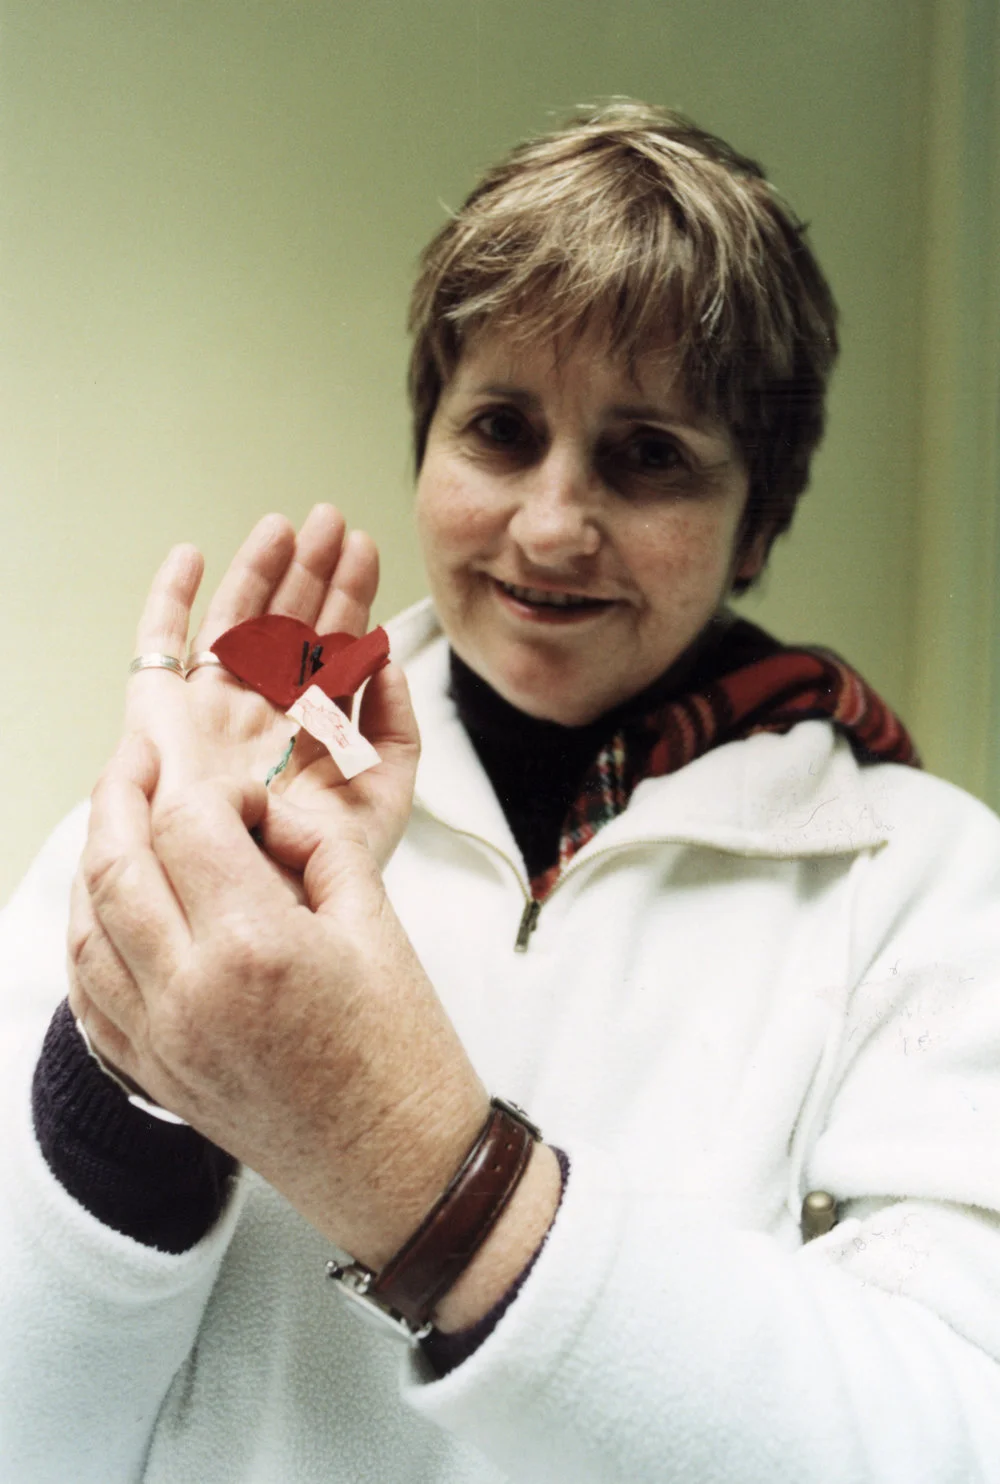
[185,652,224,678]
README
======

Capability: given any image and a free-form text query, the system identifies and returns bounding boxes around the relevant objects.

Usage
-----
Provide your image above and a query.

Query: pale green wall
[1,0,991,904]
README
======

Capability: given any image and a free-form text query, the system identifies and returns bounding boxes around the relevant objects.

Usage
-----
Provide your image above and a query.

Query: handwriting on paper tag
[286,686,381,780]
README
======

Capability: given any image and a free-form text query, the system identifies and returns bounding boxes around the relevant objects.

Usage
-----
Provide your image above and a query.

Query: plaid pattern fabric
[529,640,919,902]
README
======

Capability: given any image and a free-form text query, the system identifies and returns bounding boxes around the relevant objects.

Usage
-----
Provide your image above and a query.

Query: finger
[83,736,191,990]
[150,775,284,939]
[103,730,162,802]
[68,863,141,1039]
[267,504,347,627]
[356,662,421,762]
[190,513,296,650]
[131,544,204,664]
[314,528,380,638]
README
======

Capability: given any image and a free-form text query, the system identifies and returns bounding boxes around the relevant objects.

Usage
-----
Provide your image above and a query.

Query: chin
[493,671,611,727]
[454,632,619,725]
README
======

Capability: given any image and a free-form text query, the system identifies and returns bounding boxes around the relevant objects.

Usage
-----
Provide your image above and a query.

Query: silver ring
[185,651,224,678]
[128,653,186,678]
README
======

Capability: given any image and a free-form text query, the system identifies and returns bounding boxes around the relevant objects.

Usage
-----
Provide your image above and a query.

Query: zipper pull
[514,899,541,952]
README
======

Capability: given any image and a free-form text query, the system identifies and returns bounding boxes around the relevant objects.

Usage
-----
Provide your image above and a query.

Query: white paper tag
[286,686,381,779]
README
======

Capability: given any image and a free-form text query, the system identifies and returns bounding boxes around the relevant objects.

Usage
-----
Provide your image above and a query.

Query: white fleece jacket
[2,598,1000,1483]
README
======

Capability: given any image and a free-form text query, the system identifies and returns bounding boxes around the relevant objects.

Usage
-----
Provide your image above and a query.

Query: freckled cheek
[629,508,740,597]
[416,472,508,562]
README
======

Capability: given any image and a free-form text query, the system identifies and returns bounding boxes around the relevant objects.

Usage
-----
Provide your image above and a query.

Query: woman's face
[416,327,763,725]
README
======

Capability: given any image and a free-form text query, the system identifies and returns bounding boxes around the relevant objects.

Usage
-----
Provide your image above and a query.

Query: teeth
[502,582,604,608]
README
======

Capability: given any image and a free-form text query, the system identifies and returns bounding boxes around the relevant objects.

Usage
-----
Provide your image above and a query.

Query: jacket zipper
[415,811,672,952]
[514,899,541,951]
[513,847,631,950]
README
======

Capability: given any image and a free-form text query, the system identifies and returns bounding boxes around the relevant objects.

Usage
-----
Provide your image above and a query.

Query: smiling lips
[494,578,614,621]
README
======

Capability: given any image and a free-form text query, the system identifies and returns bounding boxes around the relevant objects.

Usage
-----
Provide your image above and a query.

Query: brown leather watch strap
[370,1097,540,1328]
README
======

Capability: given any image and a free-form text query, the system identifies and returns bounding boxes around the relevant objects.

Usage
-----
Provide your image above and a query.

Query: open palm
[127,505,418,871]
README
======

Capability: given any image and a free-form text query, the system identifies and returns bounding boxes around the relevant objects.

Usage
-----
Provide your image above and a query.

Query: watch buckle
[326,1259,433,1344]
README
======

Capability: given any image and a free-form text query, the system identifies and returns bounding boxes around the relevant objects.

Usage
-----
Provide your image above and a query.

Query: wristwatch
[326,1096,541,1343]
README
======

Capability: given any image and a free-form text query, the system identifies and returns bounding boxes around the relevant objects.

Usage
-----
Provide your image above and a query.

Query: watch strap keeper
[369,1096,540,1328]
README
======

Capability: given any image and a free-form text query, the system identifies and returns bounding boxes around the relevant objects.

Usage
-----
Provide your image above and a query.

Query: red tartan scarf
[529,625,919,902]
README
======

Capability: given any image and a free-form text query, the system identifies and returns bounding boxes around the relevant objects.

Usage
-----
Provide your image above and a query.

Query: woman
[2,102,1000,1482]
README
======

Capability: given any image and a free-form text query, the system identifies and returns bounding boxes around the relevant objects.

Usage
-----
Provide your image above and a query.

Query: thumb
[261,796,380,917]
[356,662,421,768]
[259,796,326,875]
[260,795,369,878]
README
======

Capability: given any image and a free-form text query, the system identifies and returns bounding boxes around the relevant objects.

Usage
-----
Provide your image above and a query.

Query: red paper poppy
[211,615,389,710]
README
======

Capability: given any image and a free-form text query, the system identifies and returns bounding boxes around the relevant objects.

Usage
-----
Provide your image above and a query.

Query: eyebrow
[465,383,543,410]
[608,401,711,430]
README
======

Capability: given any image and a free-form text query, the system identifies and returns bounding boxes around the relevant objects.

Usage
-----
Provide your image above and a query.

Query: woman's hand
[64,504,417,1120]
[69,735,561,1331]
[69,734,489,1273]
[128,504,419,871]
[67,509,560,1320]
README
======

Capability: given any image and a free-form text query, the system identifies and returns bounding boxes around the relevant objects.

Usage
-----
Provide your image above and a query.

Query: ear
[733,526,772,585]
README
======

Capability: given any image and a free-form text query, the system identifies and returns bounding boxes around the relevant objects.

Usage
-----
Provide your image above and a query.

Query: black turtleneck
[449,654,622,880]
[448,611,747,880]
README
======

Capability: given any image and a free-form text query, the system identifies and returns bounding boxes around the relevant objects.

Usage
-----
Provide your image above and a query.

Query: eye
[597,429,692,495]
[471,407,534,449]
[619,432,686,473]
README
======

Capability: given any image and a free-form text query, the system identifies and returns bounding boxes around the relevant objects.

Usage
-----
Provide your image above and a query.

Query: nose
[507,447,601,566]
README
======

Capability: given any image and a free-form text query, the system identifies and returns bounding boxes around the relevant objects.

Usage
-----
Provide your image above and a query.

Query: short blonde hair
[407,101,839,587]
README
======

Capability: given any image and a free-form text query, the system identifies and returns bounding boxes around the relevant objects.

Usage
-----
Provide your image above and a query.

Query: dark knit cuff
[421,1146,570,1377]
[32,999,237,1253]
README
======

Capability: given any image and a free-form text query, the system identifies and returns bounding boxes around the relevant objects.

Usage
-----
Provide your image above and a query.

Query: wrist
[431,1139,562,1332]
[327,1098,556,1339]
[350,1082,490,1270]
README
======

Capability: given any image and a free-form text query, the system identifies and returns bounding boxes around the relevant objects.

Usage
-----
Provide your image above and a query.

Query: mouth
[493,579,615,621]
